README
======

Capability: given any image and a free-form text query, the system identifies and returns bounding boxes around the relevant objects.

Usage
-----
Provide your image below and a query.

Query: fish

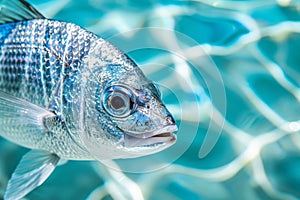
[0,0,177,199]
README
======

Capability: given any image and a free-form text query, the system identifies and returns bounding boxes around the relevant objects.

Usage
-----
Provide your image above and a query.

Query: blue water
[1,0,300,199]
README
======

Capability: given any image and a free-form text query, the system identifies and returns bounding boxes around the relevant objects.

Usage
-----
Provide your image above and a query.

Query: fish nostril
[164,115,176,126]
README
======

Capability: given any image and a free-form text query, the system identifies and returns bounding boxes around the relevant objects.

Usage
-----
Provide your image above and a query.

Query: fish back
[0,19,97,108]
[0,19,97,152]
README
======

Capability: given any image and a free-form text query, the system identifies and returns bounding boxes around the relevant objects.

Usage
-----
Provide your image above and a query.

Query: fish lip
[126,125,178,139]
[123,125,178,148]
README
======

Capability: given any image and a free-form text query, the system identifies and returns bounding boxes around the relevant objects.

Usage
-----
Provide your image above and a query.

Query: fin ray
[0,0,45,25]
[0,91,55,147]
[4,150,60,200]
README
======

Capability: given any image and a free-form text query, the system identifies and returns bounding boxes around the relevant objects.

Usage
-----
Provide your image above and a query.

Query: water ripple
[0,0,299,199]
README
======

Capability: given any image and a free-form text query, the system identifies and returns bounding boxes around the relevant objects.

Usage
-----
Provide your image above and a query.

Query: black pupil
[111,96,125,110]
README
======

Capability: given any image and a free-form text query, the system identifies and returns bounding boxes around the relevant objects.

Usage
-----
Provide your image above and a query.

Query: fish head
[81,39,177,160]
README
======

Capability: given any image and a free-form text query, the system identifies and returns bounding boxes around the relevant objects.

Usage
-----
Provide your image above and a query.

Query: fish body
[0,1,177,199]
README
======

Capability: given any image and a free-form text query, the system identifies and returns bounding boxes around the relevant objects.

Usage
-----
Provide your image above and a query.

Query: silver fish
[0,0,177,199]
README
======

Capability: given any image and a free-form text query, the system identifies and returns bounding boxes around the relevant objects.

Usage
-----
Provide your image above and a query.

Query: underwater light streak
[291,133,300,151]
[251,45,300,103]
[191,0,291,10]
[241,83,287,124]
[92,161,145,200]
[277,0,292,7]
[202,21,300,56]
[252,157,297,200]
[4,1,297,199]
[116,5,300,200]
[288,122,300,132]
[86,185,108,200]
[238,76,300,134]
[90,2,299,200]
[138,128,297,189]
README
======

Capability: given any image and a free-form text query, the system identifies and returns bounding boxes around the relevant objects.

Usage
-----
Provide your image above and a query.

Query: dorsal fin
[0,0,45,25]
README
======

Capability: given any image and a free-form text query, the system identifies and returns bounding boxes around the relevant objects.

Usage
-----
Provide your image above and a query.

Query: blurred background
[1,0,300,199]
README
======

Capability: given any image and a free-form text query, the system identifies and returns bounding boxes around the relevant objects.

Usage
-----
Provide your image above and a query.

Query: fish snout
[163,114,176,127]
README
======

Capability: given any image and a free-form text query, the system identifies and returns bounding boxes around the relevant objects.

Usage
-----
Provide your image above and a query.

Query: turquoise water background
[1,0,300,199]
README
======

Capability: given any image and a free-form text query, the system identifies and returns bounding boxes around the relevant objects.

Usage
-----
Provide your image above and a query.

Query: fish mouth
[123,125,178,148]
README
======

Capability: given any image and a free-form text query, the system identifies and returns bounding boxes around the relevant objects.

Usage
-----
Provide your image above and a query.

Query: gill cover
[79,38,147,159]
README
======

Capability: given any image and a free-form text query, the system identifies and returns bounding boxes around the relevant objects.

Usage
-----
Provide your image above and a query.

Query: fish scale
[0,19,97,108]
[0,19,97,157]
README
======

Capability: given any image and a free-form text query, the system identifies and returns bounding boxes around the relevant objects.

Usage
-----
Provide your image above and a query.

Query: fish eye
[110,95,126,110]
[102,85,135,118]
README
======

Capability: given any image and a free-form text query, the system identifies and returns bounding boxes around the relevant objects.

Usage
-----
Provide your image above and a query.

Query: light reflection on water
[1,0,300,199]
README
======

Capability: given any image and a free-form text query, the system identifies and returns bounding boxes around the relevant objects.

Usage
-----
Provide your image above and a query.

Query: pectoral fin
[0,90,55,147]
[4,150,60,200]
